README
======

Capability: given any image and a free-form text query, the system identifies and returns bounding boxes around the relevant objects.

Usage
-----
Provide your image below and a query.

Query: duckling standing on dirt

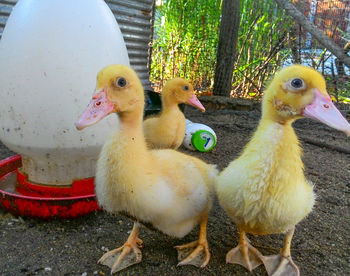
[75,65,217,273]
[143,78,205,149]
[216,65,350,276]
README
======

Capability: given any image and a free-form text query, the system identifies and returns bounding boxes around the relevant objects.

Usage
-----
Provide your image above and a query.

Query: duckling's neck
[162,90,181,110]
[115,109,149,157]
[103,110,152,195]
[161,102,181,117]
[119,109,144,129]
[251,115,300,158]
[243,117,304,189]
[158,92,182,120]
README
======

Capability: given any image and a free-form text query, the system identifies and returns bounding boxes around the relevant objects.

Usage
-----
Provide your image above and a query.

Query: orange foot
[261,254,299,276]
[175,215,210,268]
[261,227,299,276]
[175,239,210,267]
[98,222,142,274]
[226,230,263,272]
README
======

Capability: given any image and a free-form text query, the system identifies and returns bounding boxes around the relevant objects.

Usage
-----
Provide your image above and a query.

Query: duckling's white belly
[216,161,315,235]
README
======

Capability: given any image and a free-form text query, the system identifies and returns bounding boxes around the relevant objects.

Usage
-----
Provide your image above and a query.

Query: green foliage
[233,0,292,98]
[151,0,221,92]
[326,75,350,102]
[150,0,293,97]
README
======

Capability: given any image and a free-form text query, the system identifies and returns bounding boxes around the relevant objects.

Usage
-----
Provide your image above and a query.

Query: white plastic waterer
[0,0,129,185]
[183,119,217,152]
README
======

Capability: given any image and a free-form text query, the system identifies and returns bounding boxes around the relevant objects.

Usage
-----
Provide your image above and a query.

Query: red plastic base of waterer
[0,155,99,219]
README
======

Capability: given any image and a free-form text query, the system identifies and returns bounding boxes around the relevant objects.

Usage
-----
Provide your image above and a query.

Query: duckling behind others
[216,65,350,276]
[143,78,205,149]
[75,65,217,274]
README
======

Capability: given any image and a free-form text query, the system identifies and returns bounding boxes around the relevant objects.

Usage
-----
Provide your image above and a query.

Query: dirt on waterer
[0,155,99,219]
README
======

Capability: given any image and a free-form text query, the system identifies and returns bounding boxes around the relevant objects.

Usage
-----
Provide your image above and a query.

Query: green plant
[150,0,293,98]
[232,0,293,98]
[150,0,221,93]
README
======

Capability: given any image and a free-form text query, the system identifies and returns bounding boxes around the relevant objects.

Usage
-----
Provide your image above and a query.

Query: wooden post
[213,0,240,97]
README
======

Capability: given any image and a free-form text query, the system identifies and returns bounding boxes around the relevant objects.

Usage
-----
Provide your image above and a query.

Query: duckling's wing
[151,149,216,200]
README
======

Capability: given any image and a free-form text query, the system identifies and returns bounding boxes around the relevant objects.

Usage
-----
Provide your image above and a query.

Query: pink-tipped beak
[75,88,116,130]
[186,94,206,112]
[303,89,350,136]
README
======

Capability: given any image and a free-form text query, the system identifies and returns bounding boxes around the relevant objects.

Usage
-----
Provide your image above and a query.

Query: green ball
[191,130,216,152]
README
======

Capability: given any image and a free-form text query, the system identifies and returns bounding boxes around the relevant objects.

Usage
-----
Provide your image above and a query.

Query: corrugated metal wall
[106,0,154,89]
[0,0,15,38]
[0,0,154,89]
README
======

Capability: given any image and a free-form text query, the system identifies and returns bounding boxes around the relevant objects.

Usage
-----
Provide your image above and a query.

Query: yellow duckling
[75,65,217,273]
[143,78,205,149]
[216,65,350,276]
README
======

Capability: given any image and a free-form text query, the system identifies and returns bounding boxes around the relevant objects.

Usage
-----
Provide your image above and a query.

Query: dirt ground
[0,104,349,276]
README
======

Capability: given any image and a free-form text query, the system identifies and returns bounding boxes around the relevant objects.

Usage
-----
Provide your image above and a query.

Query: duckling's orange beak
[303,89,350,136]
[75,88,117,130]
[186,94,206,112]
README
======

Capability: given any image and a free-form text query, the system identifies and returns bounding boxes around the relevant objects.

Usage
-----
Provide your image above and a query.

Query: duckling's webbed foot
[175,239,210,267]
[261,227,300,276]
[98,222,142,274]
[226,230,263,272]
[175,215,210,268]
[261,254,299,276]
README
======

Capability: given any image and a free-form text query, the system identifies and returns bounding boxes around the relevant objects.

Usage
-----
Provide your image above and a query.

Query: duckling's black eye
[290,78,304,89]
[183,85,189,91]
[116,77,127,88]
